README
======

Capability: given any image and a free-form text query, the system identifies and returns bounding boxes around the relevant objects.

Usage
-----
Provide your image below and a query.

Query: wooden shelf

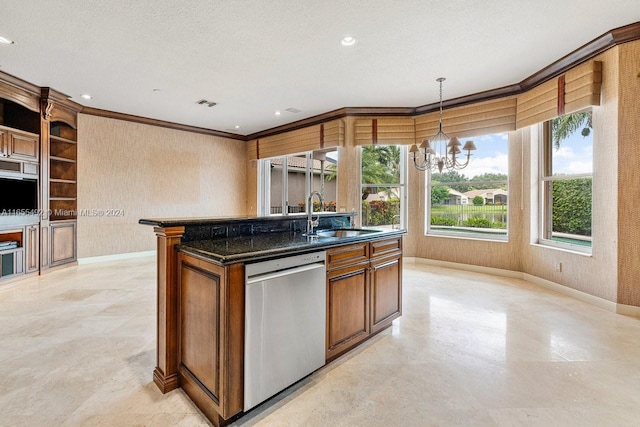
[49,135,77,144]
[50,197,77,201]
[50,156,76,163]
[50,178,77,184]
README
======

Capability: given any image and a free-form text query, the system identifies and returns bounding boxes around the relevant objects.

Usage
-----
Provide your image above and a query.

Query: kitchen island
[140,213,404,426]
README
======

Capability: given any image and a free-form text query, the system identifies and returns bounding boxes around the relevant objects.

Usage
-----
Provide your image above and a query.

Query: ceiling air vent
[196,99,217,107]
[285,107,301,113]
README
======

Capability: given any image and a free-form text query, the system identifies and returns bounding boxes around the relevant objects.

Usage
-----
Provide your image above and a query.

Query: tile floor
[1,256,640,426]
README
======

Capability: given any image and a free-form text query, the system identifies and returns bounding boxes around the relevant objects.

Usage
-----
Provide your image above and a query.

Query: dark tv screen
[0,177,38,212]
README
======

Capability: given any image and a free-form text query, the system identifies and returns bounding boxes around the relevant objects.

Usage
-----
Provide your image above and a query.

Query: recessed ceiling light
[341,36,356,46]
[80,94,92,100]
[234,125,240,129]
[275,111,281,116]
[0,36,14,45]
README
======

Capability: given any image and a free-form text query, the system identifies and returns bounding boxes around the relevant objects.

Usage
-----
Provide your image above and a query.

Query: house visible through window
[259,150,338,216]
[426,132,509,240]
[539,110,593,251]
[360,145,406,230]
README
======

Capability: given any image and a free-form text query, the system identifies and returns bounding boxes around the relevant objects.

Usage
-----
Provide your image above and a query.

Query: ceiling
[1,1,639,136]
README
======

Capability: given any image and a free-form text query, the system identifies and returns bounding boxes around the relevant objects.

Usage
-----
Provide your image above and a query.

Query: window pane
[541,111,593,251]
[269,158,284,214]
[362,186,402,228]
[286,154,308,213]
[550,177,592,247]
[427,133,508,239]
[550,112,593,175]
[361,146,400,184]
[311,149,338,212]
[361,145,406,230]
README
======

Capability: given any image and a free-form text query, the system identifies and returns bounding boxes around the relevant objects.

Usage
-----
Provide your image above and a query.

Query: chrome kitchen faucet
[306,191,324,236]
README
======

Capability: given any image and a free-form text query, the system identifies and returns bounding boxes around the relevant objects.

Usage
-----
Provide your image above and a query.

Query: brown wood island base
[142,215,403,426]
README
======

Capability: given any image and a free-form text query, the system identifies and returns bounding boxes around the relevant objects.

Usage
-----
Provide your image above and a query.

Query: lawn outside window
[539,111,593,253]
[426,132,509,241]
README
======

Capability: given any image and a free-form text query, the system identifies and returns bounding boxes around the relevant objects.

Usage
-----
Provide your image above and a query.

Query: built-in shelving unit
[0,75,81,280]
[49,123,77,221]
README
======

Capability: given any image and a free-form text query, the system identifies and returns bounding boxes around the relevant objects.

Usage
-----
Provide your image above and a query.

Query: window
[259,149,338,216]
[426,132,509,240]
[539,111,593,251]
[360,145,407,230]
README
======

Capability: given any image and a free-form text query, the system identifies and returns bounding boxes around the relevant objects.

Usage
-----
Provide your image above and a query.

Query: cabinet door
[326,261,370,360]
[50,221,76,267]
[177,253,244,421]
[25,224,39,273]
[0,128,8,158]
[370,253,402,334]
[8,130,39,162]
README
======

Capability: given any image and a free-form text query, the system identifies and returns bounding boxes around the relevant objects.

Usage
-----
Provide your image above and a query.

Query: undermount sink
[314,228,382,238]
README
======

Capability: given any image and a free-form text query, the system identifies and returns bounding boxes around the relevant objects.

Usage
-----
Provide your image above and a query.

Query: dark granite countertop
[178,229,405,264]
[139,212,350,228]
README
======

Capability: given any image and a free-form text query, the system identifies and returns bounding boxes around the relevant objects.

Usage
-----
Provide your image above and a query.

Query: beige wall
[77,114,247,258]
[617,41,640,306]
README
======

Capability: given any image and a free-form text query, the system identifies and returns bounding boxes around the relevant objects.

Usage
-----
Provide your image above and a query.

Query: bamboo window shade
[415,97,517,143]
[516,78,558,129]
[563,60,602,115]
[247,139,258,161]
[248,120,345,160]
[354,118,415,146]
[321,119,345,148]
[515,60,602,128]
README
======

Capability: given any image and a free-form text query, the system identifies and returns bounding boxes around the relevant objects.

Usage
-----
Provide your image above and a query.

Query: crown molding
[79,107,246,140]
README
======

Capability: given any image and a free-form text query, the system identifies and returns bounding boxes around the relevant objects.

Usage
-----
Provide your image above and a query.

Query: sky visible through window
[551,128,593,175]
[454,130,593,179]
[456,133,508,179]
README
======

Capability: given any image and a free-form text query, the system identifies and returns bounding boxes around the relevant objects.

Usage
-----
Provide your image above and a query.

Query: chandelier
[410,77,476,172]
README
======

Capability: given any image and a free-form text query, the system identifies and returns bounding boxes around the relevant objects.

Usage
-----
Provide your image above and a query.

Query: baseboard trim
[616,303,640,318]
[78,250,156,265]
[409,257,639,318]
[409,257,523,279]
[522,273,618,313]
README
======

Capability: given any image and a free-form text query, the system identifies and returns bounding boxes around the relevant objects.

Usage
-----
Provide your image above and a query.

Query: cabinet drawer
[370,237,402,259]
[326,242,369,270]
[9,131,39,162]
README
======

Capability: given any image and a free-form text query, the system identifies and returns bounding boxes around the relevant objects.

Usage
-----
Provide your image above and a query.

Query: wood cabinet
[150,224,403,427]
[25,224,39,273]
[0,125,39,162]
[50,220,76,267]
[325,236,402,360]
[326,242,371,360]
[0,77,82,276]
[0,228,25,280]
[176,251,244,424]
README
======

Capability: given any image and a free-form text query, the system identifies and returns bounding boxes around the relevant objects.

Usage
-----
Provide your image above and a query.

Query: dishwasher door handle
[246,262,325,284]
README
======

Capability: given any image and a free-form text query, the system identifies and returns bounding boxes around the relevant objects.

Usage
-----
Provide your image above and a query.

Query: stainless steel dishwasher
[244,250,326,411]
